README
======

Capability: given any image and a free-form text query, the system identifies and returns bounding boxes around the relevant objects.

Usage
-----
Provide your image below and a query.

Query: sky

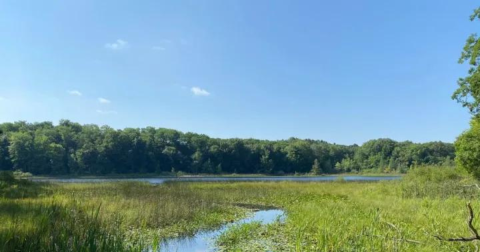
[0,0,477,145]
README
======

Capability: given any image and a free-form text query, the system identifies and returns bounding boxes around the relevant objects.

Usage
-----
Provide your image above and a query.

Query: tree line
[0,120,454,175]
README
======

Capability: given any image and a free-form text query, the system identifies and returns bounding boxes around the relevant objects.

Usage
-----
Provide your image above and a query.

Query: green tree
[202,159,214,173]
[191,150,203,174]
[455,119,480,179]
[260,150,274,174]
[452,7,480,114]
[0,120,457,176]
[8,132,34,173]
[335,157,357,173]
[453,7,480,179]
[215,164,222,174]
[311,159,322,175]
[47,143,66,174]
[0,134,13,170]
[76,142,99,174]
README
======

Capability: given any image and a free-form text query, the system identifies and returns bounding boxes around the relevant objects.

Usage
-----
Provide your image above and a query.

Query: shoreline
[31,172,404,180]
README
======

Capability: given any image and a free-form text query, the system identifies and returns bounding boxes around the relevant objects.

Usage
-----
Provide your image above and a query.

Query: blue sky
[0,0,477,144]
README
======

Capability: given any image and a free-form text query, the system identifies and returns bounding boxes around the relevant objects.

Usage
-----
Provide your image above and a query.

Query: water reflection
[157,209,285,252]
[33,175,400,184]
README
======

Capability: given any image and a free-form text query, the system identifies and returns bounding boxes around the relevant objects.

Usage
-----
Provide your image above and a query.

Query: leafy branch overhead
[453,7,480,115]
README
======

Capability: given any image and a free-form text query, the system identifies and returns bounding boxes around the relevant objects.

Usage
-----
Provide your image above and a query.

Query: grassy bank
[1,167,479,251]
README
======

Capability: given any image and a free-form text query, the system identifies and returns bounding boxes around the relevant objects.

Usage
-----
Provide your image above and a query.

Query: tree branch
[435,202,480,243]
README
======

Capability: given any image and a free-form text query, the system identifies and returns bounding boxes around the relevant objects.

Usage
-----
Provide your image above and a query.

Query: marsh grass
[56,182,247,234]
[0,172,49,199]
[1,168,480,251]
[401,166,479,199]
[0,199,145,252]
[0,179,248,251]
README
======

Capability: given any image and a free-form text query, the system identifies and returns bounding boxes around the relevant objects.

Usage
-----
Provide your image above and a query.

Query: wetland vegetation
[2,167,480,251]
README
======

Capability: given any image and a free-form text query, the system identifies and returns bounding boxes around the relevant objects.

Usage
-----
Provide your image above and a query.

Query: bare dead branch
[435,202,480,243]
[434,235,479,242]
[468,203,480,238]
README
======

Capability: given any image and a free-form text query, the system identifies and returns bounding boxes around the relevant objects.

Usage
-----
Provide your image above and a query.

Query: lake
[33,175,401,184]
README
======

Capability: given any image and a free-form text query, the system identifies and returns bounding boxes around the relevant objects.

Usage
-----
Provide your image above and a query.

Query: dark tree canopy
[0,121,454,176]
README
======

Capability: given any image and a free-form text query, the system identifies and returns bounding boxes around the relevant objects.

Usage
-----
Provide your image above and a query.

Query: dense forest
[0,120,454,175]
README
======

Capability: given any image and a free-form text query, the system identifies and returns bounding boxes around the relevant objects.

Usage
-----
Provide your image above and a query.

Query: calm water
[33,175,400,184]
[157,209,285,252]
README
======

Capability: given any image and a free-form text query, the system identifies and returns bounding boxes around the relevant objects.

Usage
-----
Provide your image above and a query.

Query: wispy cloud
[191,87,210,96]
[152,46,166,51]
[0,97,6,102]
[105,39,129,51]
[96,110,118,115]
[98,97,111,104]
[68,90,82,96]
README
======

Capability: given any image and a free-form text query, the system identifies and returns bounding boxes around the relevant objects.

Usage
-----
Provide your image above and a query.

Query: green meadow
[1,167,480,251]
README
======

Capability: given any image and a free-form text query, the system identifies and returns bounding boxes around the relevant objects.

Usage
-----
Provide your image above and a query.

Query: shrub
[455,118,480,180]
[401,166,477,199]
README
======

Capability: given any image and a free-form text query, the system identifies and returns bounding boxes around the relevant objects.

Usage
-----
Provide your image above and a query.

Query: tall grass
[0,172,144,252]
[0,177,246,251]
[55,182,246,235]
[1,168,480,251]
[400,166,478,199]
[212,169,480,251]
[0,201,144,252]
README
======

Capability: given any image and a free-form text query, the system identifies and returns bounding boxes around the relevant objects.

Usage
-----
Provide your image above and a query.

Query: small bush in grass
[403,166,463,183]
[13,170,33,178]
[401,166,478,199]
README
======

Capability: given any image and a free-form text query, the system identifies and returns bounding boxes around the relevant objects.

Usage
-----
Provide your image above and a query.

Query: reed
[1,168,479,251]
